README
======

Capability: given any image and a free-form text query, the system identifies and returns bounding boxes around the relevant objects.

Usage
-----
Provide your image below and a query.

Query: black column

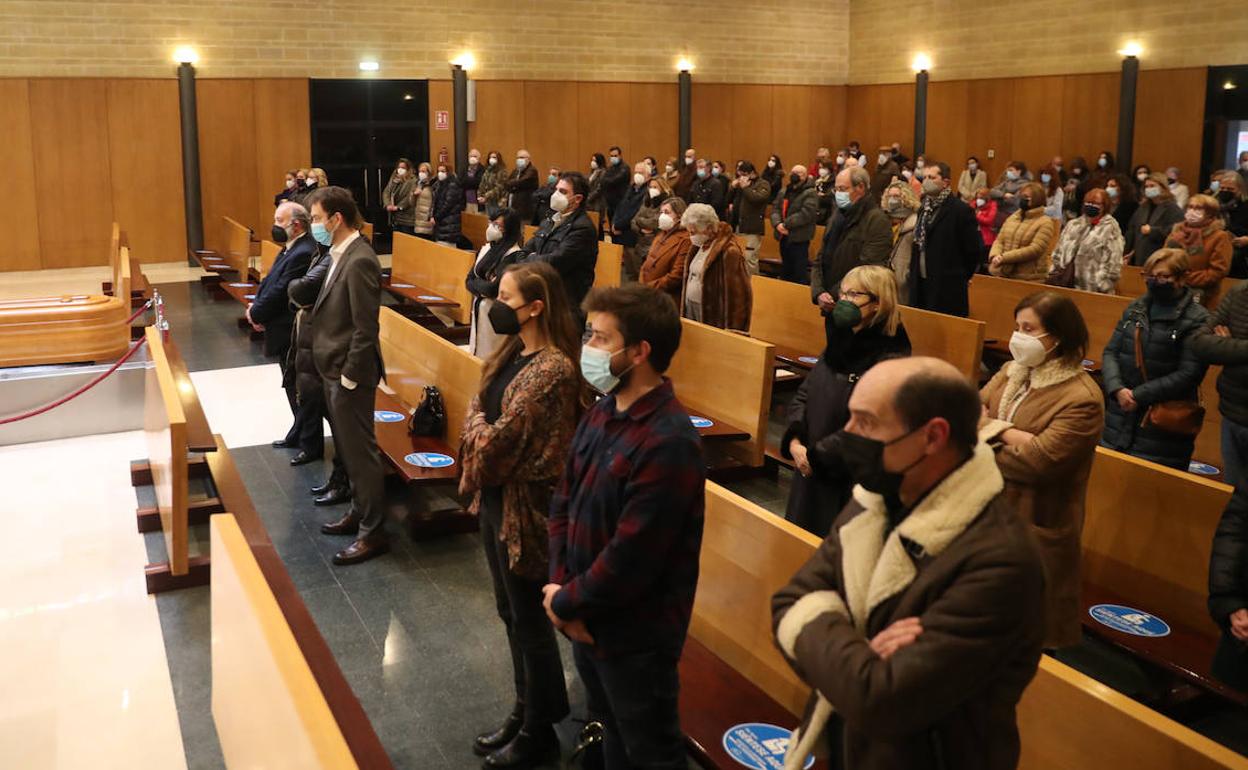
[452,64,469,176]
[1116,55,1139,171]
[913,69,929,156]
[678,71,692,158]
[177,62,204,257]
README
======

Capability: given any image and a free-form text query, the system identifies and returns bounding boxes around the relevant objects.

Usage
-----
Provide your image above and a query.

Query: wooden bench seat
[387,232,473,324]
[1081,447,1245,705]
[372,390,460,486]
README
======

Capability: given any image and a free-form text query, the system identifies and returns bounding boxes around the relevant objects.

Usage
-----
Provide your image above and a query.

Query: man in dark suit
[525,171,599,320]
[251,201,316,460]
[911,161,983,317]
[306,186,389,566]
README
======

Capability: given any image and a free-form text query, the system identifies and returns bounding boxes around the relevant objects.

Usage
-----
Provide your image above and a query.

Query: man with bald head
[251,200,317,455]
[773,357,1044,770]
[770,164,820,284]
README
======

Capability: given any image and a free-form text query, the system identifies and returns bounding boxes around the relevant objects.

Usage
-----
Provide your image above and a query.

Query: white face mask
[878,154,890,166]
[665,164,674,173]
[418,171,428,182]
[1137,173,1148,182]
[915,161,925,171]
[836,156,845,165]
[901,169,913,180]
[685,157,694,166]
[591,160,599,170]
[968,163,978,172]
[1185,208,1205,225]
[469,156,480,165]
[550,190,569,213]
[396,167,407,177]
[485,223,502,242]
[658,212,675,230]
[690,232,709,247]
[1009,331,1051,368]
[648,187,661,199]
[305,178,316,187]
[975,197,985,208]
[633,172,646,186]
[818,167,831,178]
[437,171,447,182]
[285,179,295,189]
[488,157,498,166]
[768,160,777,169]
[516,158,528,169]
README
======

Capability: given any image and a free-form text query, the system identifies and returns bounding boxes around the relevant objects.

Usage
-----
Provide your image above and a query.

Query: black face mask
[1145,279,1179,303]
[487,301,528,336]
[1083,204,1102,218]
[1217,191,1235,204]
[271,224,289,243]
[790,173,803,186]
[1018,198,1032,212]
[827,425,927,508]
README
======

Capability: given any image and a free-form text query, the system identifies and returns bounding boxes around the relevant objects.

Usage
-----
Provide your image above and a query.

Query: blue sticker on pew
[722,723,813,770]
[1082,359,1095,368]
[690,416,714,429]
[229,282,252,288]
[798,356,818,365]
[1089,604,1171,638]
[391,282,415,288]
[418,294,445,301]
[374,410,406,423]
[1189,461,1220,476]
[404,452,455,469]
[244,294,255,300]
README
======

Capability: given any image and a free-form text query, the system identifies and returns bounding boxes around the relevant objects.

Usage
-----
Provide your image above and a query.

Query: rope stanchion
[0,297,156,426]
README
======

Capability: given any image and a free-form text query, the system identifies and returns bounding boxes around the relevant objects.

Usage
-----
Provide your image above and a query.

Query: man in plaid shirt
[543,284,705,769]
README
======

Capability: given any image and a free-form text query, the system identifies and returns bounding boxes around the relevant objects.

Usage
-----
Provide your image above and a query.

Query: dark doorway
[1202,65,1248,189]
[310,79,430,253]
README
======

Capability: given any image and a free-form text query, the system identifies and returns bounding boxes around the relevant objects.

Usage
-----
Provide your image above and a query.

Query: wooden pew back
[108,222,123,298]
[667,319,774,467]
[897,305,985,381]
[1083,447,1234,633]
[378,307,483,452]
[463,211,490,252]
[390,232,474,324]
[209,514,356,769]
[758,220,826,264]
[222,216,253,278]
[259,240,282,280]
[1119,265,1147,296]
[593,241,623,288]
[144,326,189,576]
[969,274,1130,364]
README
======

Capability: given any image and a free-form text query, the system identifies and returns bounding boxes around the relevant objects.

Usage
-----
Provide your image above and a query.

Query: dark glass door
[310,79,430,253]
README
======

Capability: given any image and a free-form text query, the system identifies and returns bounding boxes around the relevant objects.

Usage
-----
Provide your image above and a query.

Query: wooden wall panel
[729,84,774,169]
[467,81,525,165]
[252,78,310,232]
[926,79,969,169]
[30,79,115,267]
[1060,72,1119,169]
[106,79,186,265]
[0,80,42,270]
[809,85,847,161]
[1011,76,1066,171]
[877,83,916,157]
[1135,68,1206,183]
[522,81,579,174]
[964,78,1016,183]
[629,82,678,165]
[198,79,258,251]
[690,83,734,165]
[771,85,814,173]
[575,81,634,172]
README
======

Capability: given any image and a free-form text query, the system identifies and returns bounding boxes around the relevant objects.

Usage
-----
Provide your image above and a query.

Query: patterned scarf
[914,186,952,255]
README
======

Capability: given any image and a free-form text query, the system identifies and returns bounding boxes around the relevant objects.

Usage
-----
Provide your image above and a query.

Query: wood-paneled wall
[845,68,1205,188]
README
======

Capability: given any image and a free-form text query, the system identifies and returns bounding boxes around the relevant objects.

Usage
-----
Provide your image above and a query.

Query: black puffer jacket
[1191,281,1248,427]
[1209,488,1248,691]
[1100,288,1210,469]
[431,174,463,243]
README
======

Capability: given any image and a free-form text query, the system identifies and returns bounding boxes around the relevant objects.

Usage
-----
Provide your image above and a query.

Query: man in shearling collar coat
[772,357,1045,770]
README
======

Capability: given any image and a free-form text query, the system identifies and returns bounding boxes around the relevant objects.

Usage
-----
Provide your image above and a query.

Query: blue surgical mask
[1006,170,1019,181]
[1040,173,1052,184]
[834,190,852,209]
[1210,180,1221,193]
[580,345,624,393]
[1144,186,1160,199]
[711,167,721,177]
[697,168,707,179]
[311,220,334,246]
[547,174,557,185]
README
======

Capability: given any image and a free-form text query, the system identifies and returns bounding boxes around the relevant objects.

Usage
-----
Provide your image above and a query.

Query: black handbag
[407,385,446,437]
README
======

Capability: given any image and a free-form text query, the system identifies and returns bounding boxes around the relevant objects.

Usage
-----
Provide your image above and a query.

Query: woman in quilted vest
[988,181,1059,282]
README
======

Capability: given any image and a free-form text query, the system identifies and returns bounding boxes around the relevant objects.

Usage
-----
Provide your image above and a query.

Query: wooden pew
[969,274,1130,368]
[757,221,826,276]
[1119,265,1147,296]
[206,438,391,770]
[593,240,624,289]
[463,211,490,251]
[667,320,774,470]
[377,307,484,536]
[385,232,474,325]
[684,480,1248,770]
[898,305,985,382]
[258,239,282,280]
[1081,447,1244,704]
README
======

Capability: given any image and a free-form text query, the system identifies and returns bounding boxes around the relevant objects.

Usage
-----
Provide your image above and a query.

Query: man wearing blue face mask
[811,166,892,348]
[544,284,704,770]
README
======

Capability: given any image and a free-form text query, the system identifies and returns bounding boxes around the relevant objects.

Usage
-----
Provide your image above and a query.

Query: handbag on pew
[1045,256,1076,288]
[1133,325,1205,436]
[408,385,447,437]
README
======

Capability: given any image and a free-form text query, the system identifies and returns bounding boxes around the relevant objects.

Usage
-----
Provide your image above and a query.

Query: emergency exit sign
[435,110,449,130]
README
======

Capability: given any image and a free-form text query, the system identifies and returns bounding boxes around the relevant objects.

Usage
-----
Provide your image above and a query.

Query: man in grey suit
[306,186,390,565]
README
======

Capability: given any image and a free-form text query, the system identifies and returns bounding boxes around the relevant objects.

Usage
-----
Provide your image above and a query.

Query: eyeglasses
[839,289,877,302]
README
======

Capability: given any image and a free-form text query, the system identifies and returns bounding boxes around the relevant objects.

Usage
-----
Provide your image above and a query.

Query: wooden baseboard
[145,556,211,594]
[136,496,224,533]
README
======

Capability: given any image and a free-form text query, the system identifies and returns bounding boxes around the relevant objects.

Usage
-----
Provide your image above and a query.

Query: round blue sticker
[404,452,455,469]
[1089,604,1171,637]
[418,294,444,301]
[391,282,415,288]
[690,416,714,429]
[798,356,818,365]
[722,723,813,770]
[1189,462,1220,476]
[374,410,406,423]
[229,282,252,288]
[1081,359,1095,368]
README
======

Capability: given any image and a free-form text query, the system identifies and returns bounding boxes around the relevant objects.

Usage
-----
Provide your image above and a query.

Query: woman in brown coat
[1165,193,1232,308]
[678,202,752,331]
[988,181,1059,282]
[459,261,585,765]
[980,291,1104,649]
[640,197,692,306]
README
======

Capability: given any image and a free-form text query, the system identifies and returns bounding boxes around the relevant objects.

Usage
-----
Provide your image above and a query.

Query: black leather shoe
[320,512,360,536]
[482,726,559,769]
[332,537,390,566]
[473,705,524,756]
[310,477,338,495]
[290,450,322,466]
[271,438,293,449]
[314,486,351,506]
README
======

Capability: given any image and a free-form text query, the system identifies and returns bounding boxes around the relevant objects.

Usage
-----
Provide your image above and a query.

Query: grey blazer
[310,234,384,389]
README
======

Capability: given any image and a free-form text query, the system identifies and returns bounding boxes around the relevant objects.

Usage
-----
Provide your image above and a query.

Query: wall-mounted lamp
[911,52,932,73]
[451,52,476,72]
[1117,41,1143,58]
[359,60,380,72]
[173,46,198,65]
[677,58,694,74]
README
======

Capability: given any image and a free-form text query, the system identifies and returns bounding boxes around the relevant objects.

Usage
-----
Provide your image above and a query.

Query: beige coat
[412,182,434,234]
[980,359,1104,648]
[988,208,1058,282]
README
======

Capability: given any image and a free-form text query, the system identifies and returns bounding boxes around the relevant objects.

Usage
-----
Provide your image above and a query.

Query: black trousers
[480,491,570,728]
[572,643,685,770]
[392,224,415,236]
[780,238,811,284]
[323,377,387,540]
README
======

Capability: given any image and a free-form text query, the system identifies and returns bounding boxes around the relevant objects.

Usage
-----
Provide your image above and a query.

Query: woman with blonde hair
[460,260,585,767]
[881,180,919,300]
[781,264,911,537]
[1165,193,1232,307]
[411,161,436,239]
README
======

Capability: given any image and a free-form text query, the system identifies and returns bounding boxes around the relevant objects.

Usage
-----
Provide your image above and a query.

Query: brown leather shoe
[320,512,360,536]
[332,537,390,566]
